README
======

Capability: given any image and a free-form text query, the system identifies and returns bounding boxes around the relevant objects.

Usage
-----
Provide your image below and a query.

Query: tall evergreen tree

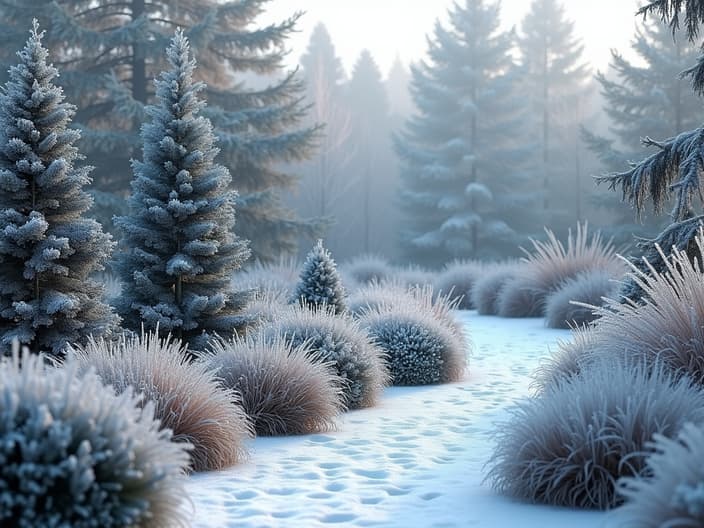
[115,31,250,351]
[292,23,350,252]
[345,50,394,256]
[0,0,318,262]
[583,17,702,241]
[519,0,590,218]
[395,0,541,266]
[386,55,413,120]
[0,22,117,356]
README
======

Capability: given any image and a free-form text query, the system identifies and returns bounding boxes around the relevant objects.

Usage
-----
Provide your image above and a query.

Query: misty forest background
[0,0,692,268]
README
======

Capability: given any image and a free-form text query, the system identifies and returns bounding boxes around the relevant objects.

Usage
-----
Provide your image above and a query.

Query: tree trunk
[542,38,550,211]
[131,0,147,104]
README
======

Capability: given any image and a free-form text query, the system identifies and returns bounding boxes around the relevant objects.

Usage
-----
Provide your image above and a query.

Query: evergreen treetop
[0,21,117,356]
[115,30,250,351]
[0,0,320,262]
[583,17,702,240]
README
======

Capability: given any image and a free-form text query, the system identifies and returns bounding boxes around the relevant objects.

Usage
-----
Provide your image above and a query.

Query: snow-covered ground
[184,311,608,527]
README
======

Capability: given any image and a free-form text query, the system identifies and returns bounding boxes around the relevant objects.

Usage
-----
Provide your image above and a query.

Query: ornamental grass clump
[497,224,623,318]
[206,334,344,436]
[615,422,704,527]
[487,360,704,510]
[260,306,388,410]
[591,230,704,385]
[360,302,468,386]
[0,346,191,527]
[434,260,483,309]
[471,264,518,315]
[70,330,252,472]
[544,269,617,329]
[341,254,393,287]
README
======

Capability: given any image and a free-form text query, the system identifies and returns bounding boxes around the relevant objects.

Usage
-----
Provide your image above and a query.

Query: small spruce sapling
[0,21,117,356]
[290,239,346,314]
[115,30,250,351]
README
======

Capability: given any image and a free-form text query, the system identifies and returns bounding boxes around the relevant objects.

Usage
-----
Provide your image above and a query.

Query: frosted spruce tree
[598,1,704,300]
[395,0,541,266]
[290,239,346,314]
[116,31,250,351]
[0,0,319,262]
[0,22,117,356]
[519,0,590,217]
[583,17,702,242]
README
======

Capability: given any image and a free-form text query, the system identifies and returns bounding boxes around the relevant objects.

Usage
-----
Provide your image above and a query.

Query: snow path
[184,311,608,527]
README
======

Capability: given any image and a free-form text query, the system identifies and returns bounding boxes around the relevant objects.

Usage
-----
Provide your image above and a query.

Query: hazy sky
[262,0,645,77]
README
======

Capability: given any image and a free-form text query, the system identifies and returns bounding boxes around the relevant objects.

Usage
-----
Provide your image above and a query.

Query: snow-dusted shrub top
[360,302,467,386]
[531,327,597,394]
[616,423,704,527]
[206,334,344,436]
[346,281,417,317]
[341,254,393,287]
[260,306,388,410]
[487,360,704,510]
[0,348,190,527]
[471,264,518,315]
[70,331,252,472]
[434,260,484,310]
[544,269,616,329]
[290,239,346,314]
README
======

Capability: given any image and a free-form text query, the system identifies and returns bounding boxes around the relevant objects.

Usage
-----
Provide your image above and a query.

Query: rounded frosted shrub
[487,360,704,510]
[471,265,517,315]
[590,234,704,386]
[243,286,291,326]
[260,307,388,409]
[206,335,344,436]
[341,254,392,286]
[346,281,415,317]
[360,303,468,386]
[496,276,544,318]
[544,270,616,329]
[616,423,704,527]
[531,327,598,394]
[396,265,433,288]
[0,350,191,527]
[434,260,483,310]
[235,257,300,297]
[70,331,252,472]
[497,224,623,319]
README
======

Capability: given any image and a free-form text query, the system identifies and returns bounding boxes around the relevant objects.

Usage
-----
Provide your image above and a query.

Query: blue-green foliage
[0,348,191,527]
[0,0,320,262]
[116,31,250,350]
[395,0,541,265]
[0,23,117,356]
[291,239,346,314]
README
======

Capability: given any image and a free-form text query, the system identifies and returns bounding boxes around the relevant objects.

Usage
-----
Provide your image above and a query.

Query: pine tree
[290,239,346,314]
[345,50,395,257]
[395,0,541,266]
[0,22,117,356]
[519,0,590,219]
[0,0,318,262]
[598,1,704,300]
[292,23,350,252]
[583,18,703,241]
[386,55,413,120]
[115,31,250,351]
